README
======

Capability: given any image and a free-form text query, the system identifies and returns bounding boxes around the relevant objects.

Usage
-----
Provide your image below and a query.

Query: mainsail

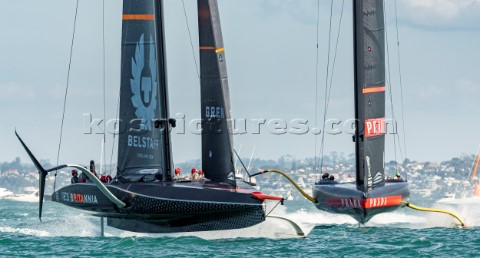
[353,0,386,191]
[117,0,172,181]
[198,0,236,184]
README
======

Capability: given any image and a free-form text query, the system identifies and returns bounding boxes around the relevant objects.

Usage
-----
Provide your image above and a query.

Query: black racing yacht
[312,0,410,223]
[17,0,283,233]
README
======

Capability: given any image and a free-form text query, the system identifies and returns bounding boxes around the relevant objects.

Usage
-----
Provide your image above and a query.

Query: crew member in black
[79,166,88,183]
[71,169,79,184]
[322,173,330,180]
[89,160,98,178]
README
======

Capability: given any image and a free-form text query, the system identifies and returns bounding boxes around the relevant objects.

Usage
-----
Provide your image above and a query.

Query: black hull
[52,181,265,233]
[313,181,410,224]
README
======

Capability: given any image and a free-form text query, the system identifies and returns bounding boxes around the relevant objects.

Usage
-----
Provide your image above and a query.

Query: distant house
[5,170,20,176]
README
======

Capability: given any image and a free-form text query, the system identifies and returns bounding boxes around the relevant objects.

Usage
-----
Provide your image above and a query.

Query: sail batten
[354,0,386,191]
[198,0,236,184]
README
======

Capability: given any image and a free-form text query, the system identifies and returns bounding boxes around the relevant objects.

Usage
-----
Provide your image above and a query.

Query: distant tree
[387,160,397,166]
[330,151,338,165]
[1,157,22,172]
[291,160,298,171]
[347,153,355,164]
[339,152,346,163]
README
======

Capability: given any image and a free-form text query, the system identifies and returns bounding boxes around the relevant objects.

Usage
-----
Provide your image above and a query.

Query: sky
[1,0,480,167]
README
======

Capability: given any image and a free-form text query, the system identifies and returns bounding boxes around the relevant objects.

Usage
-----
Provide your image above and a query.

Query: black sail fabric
[198,0,236,184]
[117,0,172,181]
[354,0,386,191]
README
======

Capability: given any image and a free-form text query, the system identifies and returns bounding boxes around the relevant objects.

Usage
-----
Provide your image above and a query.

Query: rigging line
[233,149,251,177]
[54,0,80,192]
[102,0,106,175]
[247,145,256,172]
[233,144,242,169]
[266,191,292,217]
[388,1,406,167]
[313,0,321,174]
[384,1,398,173]
[109,94,120,175]
[384,1,405,176]
[319,0,335,174]
[182,0,200,80]
[394,0,408,162]
[110,1,134,176]
[388,3,405,175]
[325,0,345,121]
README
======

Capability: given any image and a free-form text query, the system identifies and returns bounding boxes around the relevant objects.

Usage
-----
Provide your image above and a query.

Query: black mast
[353,0,361,190]
[353,0,386,192]
[117,0,172,182]
[198,0,236,184]
[153,0,173,181]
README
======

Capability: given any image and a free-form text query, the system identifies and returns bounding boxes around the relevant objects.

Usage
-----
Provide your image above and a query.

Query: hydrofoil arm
[251,170,317,203]
[64,164,126,208]
[401,201,466,228]
[266,215,305,238]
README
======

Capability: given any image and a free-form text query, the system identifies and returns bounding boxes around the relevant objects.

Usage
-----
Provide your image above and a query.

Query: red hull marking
[251,192,284,202]
[325,195,402,209]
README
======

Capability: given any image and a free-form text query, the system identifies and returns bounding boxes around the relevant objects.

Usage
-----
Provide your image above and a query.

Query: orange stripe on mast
[199,46,216,50]
[474,182,480,197]
[199,46,225,53]
[122,14,155,21]
[363,86,386,94]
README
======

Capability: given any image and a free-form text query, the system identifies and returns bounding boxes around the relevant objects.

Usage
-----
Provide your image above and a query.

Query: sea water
[1,199,479,257]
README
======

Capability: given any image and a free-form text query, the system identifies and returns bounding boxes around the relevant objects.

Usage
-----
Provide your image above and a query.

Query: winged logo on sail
[131,34,158,131]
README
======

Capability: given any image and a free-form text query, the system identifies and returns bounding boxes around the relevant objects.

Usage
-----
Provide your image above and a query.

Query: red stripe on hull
[325,195,402,209]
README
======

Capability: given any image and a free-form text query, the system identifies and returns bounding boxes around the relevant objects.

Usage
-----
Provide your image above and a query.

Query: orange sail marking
[472,155,480,196]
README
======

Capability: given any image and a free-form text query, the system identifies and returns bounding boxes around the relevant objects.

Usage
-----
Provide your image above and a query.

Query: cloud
[399,0,480,30]
[414,79,480,101]
[45,83,114,101]
[405,0,463,19]
[0,82,35,100]
[258,0,480,30]
[416,84,445,99]
[455,79,480,94]
[258,0,343,24]
[453,79,480,110]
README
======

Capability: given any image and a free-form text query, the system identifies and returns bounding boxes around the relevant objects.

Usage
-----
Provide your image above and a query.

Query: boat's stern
[313,181,410,223]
